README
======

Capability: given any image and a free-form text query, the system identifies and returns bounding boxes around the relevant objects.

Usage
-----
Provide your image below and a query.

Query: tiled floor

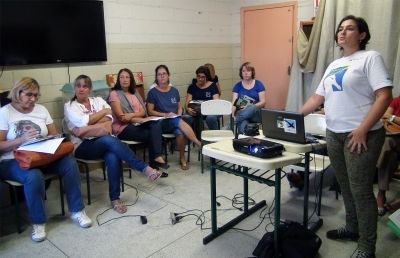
[1,149,399,258]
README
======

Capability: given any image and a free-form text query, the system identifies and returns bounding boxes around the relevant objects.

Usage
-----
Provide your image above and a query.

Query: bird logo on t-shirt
[324,66,348,92]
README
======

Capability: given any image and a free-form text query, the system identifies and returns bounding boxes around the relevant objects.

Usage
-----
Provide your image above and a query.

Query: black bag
[244,123,260,136]
[253,221,322,258]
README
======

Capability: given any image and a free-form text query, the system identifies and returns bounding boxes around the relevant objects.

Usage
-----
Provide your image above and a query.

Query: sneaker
[351,248,376,258]
[71,210,92,228]
[326,226,359,241]
[31,224,46,242]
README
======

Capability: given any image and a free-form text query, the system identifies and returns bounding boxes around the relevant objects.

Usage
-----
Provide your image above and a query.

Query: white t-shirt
[0,104,53,160]
[315,50,392,133]
[64,96,112,147]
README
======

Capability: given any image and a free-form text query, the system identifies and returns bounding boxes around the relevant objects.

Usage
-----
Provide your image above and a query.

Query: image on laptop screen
[261,109,308,144]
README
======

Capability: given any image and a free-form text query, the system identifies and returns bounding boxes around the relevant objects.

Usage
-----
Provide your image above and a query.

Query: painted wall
[0,0,314,130]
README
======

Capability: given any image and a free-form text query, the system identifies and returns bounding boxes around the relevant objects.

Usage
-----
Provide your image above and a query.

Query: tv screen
[0,0,107,66]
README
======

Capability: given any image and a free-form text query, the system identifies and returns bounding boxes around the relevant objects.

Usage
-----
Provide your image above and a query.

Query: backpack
[253,221,322,258]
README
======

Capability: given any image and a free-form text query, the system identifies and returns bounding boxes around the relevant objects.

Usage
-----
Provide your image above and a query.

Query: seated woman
[185,65,220,130]
[204,63,221,96]
[231,62,266,134]
[64,75,161,214]
[147,64,201,170]
[376,95,400,215]
[0,77,91,242]
[108,68,168,170]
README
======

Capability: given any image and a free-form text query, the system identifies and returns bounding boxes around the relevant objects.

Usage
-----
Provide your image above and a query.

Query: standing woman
[0,77,91,242]
[108,68,168,169]
[64,75,161,214]
[300,15,392,258]
[147,64,201,170]
[231,62,266,134]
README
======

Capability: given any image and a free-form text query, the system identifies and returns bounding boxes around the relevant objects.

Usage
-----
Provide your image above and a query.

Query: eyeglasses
[196,75,206,79]
[157,72,168,77]
[75,84,89,89]
[22,92,40,98]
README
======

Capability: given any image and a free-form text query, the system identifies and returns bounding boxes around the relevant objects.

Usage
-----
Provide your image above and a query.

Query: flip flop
[144,166,162,182]
[112,199,127,214]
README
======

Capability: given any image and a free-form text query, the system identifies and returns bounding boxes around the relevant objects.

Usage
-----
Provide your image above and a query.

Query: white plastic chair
[305,113,326,137]
[200,100,235,173]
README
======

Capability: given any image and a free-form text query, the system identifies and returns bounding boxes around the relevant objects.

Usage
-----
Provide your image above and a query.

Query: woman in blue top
[147,64,201,170]
[231,62,266,134]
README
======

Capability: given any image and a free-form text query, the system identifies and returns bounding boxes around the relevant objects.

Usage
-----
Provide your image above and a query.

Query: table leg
[274,168,281,257]
[243,166,249,212]
[303,152,323,232]
[303,152,310,227]
[203,164,266,245]
[210,158,217,233]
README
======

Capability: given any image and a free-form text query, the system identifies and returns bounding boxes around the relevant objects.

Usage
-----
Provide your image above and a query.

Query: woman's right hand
[20,129,39,144]
[165,112,177,118]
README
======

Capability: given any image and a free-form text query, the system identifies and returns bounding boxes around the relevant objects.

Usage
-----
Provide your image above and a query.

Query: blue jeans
[184,115,220,130]
[235,104,261,134]
[75,135,147,201]
[0,156,84,224]
[161,117,183,136]
[118,121,163,162]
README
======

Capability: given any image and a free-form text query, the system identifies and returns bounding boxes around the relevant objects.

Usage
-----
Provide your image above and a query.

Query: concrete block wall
[0,0,314,130]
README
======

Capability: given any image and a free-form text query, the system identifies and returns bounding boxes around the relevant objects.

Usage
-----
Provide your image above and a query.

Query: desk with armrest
[202,139,302,253]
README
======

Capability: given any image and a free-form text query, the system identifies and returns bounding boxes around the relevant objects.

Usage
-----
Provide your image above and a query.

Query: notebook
[20,134,61,147]
[261,109,318,144]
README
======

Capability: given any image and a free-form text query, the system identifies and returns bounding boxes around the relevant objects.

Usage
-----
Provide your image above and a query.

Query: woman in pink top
[108,68,168,170]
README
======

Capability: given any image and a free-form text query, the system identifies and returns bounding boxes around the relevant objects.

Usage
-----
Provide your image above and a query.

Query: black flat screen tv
[0,0,107,66]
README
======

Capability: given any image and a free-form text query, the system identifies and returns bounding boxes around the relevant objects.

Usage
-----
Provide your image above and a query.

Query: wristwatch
[390,115,396,122]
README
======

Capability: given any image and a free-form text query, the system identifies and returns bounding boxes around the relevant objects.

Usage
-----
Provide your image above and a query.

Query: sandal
[377,193,386,216]
[112,199,127,214]
[152,160,170,170]
[377,207,387,216]
[144,166,161,182]
[180,162,190,170]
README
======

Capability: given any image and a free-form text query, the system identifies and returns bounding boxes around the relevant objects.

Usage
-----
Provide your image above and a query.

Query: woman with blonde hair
[0,77,91,242]
[64,75,161,214]
[204,63,221,95]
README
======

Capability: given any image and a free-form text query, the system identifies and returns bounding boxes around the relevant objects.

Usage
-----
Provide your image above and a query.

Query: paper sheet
[17,138,65,154]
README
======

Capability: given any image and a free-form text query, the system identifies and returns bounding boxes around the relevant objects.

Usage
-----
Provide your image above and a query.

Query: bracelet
[390,115,396,122]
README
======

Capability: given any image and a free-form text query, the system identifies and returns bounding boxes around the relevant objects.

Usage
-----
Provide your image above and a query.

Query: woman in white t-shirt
[64,75,161,214]
[300,15,392,258]
[0,78,92,242]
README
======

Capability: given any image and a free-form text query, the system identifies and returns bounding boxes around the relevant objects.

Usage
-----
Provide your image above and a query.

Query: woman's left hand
[347,128,368,154]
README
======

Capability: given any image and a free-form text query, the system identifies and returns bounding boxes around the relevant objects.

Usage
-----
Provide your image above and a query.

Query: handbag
[383,120,400,134]
[14,141,74,170]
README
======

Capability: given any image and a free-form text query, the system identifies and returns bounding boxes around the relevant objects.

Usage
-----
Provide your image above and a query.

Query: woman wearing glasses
[147,65,201,170]
[0,77,91,242]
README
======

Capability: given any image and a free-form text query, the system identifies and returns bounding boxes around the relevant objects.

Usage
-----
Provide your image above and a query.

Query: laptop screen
[261,109,307,144]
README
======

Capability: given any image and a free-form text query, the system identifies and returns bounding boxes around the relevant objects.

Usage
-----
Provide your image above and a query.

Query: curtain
[286,0,400,111]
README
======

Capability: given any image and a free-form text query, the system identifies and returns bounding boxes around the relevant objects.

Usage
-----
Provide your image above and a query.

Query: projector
[232,137,284,158]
